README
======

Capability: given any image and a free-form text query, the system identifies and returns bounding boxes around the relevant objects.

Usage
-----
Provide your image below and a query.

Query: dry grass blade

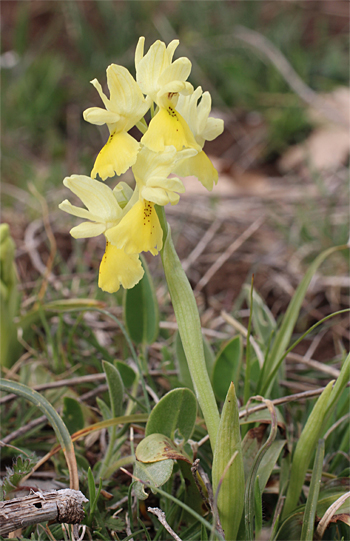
[315,491,350,539]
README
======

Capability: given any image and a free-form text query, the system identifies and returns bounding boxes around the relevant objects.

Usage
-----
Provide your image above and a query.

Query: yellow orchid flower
[59,174,144,293]
[106,198,163,257]
[135,37,201,153]
[106,146,198,254]
[83,64,151,180]
[135,37,192,106]
[174,87,224,191]
[133,146,197,206]
[105,145,199,254]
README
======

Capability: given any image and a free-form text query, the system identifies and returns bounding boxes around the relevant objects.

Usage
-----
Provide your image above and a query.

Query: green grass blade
[103,360,124,418]
[324,352,350,425]
[282,381,334,519]
[0,379,79,490]
[244,398,278,540]
[300,439,325,541]
[258,245,346,396]
[260,308,349,397]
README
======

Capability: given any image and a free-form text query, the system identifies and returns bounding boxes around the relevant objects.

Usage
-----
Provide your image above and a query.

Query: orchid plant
[59,35,232,534]
[58,37,350,541]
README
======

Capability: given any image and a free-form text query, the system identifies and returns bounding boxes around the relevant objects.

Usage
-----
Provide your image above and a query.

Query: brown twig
[147,507,183,541]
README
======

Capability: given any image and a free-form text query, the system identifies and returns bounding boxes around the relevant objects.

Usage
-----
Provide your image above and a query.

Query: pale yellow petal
[136,40,169,98]
[83,107,120,126]
[157,81,193,107]
[70,222,106,239]
[202,116,224,142]
[59,200,101,223]
[91,130,140,180]
[133,146,176,185]
[113,182,134,208]
[141,107,201,153]
[62,175,122,219]
[135,36,145,71]
[90,78,110,109]
[196,91,211,135]
[141,186,180,206]
[174,150,218,191]
[166,40,179,63]
[98,241,144,293]
[146,176,185,193]
[158,58,192,88]
[106,64,150,131]
[106,199,163,256]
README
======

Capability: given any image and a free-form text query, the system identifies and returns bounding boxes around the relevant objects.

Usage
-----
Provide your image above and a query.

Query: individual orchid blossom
[106,198,163,257]
[59,174,145,293]
[174,87,224,191]
[133,146,197,206]
[135,37,192,107]
[105,146,196,255]
[135,37,201,154]
[83,64,151,180]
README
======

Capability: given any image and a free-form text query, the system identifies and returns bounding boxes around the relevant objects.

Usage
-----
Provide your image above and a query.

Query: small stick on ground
[0,489,88,537]
[147,507,183,541]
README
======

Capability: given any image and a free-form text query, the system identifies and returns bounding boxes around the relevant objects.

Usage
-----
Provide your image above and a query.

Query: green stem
[156,206,220,452]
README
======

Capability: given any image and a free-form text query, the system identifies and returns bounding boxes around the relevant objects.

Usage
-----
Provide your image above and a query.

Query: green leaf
[133,459,174,500]
[114,360,136,388]
[244,400,279,540]
[136,433,192,464]
[282,380,334,519]
[102,360,124,418]
[201,522,209,541]
[175,331,215,391]
[243,285,276,345]
[300,439,325,541]
[324,352,350,424]
[89,474,103,517]
[87,466,96,509]
[257,439,286,493]
[212,383,245,541]
[96,397,111,421]
[62,397,84,434]
[212,336,242,401]
[242,425,285,491]
[254,476,262,538]
[1,454,37,498]
[123,256,159,345]
[145,388,197,442]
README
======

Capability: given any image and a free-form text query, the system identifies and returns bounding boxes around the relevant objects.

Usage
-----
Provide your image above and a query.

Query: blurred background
[1,0,349,361]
